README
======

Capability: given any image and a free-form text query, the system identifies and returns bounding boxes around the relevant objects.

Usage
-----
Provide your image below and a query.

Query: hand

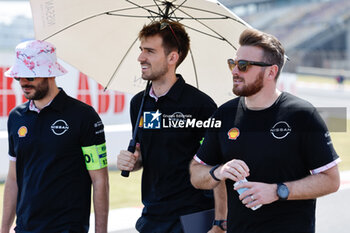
[214,159,249,182]
[234,181,279,209]
[116,143,140,171]
[208,225,226,233]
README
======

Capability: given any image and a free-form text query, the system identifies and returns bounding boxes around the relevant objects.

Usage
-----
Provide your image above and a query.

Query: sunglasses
[14,78,35,82]
[160,21,180,52]
[227,59,273,72]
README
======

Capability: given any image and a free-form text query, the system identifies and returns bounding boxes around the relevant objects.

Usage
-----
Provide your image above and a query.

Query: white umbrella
[30,0,251,105]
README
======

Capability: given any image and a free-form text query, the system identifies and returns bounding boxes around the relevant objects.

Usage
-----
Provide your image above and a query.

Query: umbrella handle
[120,170,130,177]
[121,140,136,177]
[121,80,151,178]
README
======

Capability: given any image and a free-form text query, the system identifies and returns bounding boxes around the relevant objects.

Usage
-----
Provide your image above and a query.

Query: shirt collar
[29,99,53,113]
[148,74,185,102]
[149,86,167,102]
[26,88,67,113]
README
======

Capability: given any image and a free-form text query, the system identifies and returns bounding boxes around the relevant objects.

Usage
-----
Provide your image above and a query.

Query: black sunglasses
[160,21,180,53]
[227,59,273,72]
[14,77,35,82]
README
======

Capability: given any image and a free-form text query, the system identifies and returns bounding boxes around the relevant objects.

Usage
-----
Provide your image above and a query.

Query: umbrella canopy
[30,0,251,105]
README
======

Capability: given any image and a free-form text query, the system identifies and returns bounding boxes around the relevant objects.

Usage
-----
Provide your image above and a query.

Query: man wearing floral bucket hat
[1,40,109,233]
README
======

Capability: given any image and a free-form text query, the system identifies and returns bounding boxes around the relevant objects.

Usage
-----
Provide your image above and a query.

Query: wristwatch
[212,219,227,231]
[277,183,289,200]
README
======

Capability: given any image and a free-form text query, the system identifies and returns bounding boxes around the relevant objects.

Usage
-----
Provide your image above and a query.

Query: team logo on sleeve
[18,126,28,137]
[94,121,104,135]
[143,110,161,129]
[51,119,69,135]
[228,127,240,140]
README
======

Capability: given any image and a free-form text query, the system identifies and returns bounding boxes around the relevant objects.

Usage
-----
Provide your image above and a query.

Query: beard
[141,61,169,81]
[22,78,50,100]
[232,70,264,97]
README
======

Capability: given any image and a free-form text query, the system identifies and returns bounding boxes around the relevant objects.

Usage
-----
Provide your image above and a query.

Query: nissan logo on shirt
[51,120,69,135]
[270,121,292,139]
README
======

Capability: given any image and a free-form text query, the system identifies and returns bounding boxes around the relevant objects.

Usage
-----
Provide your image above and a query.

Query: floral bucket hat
[5,40,68,78]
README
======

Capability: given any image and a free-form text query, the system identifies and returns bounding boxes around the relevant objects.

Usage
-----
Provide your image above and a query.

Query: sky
[0,1,31,24]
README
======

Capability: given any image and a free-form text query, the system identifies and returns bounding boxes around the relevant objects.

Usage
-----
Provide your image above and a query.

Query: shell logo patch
[228,127,240,140]
[139,116,143,128]
[18,126,28,137]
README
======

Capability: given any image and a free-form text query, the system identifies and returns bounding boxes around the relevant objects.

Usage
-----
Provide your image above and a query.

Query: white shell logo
[270,121,291,139]
[51,120,69,135]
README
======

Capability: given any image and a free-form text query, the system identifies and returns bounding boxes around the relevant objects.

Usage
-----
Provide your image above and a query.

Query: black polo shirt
[7,89,106,233]
[130,75,217,220]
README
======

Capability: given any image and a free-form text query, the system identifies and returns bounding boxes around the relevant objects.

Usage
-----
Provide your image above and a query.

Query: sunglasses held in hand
[227,59,273,72]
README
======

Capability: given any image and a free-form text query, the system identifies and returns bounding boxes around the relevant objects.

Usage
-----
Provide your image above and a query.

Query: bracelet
[209,164,221,182]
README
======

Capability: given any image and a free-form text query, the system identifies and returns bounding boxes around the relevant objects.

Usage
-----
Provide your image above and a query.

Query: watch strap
[213,219,227,231]
[209,164,221,181]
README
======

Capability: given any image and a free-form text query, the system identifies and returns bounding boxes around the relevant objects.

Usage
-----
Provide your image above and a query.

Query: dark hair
[239,28,285,79]
[138,20,190,67]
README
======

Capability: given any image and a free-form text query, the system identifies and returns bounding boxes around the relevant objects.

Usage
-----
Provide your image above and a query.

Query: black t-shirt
[197,92,339,233]
[7,89,106,233]
[130,75,217,220]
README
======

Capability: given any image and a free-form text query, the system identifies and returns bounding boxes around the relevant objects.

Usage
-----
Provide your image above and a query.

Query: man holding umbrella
[190,28,340,233]
[1,40,109,233]
[117,20,227,232]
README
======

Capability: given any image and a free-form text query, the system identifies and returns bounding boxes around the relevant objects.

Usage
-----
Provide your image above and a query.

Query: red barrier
[0,67,16,116]
[0,67,126,117]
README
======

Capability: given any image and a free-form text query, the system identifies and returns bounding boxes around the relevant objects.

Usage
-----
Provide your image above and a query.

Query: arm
[190,158,249,233]
[89,168,109,233]
[236,165,340,209]
[1,161,17,233]
[190,160,221,190]
[214,181,227,219]
[117,143,142,172]
[287,164,340,200]
[208,181,227,233]
[190,159,250,190]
